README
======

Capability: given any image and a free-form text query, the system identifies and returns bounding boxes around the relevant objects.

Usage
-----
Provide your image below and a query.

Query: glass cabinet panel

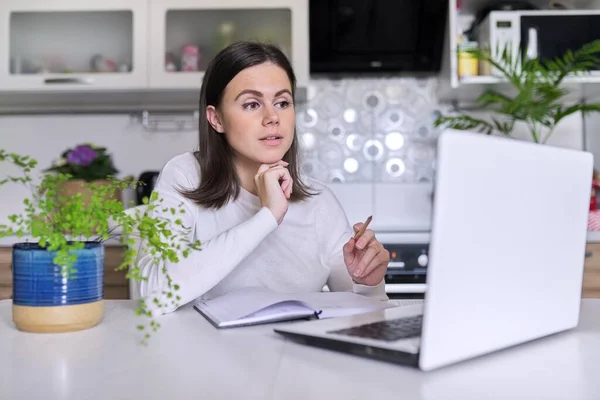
[148,0,308,92]
[164,9,291,73]
[10,11,134,77]
[0,1,147,91]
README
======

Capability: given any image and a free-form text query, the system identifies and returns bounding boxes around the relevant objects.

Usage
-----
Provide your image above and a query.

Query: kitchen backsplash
[297,77,439,184]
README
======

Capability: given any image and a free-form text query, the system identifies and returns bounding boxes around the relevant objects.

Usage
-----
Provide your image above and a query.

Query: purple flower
[66,145,97,166]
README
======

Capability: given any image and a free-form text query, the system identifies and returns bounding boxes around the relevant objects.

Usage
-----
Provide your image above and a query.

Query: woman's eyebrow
[235,89,263,100]
[234,89,292,101]
[274,89,292,98]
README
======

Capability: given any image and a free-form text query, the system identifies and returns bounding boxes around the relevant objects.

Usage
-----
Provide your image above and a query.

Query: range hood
[0,89,201,115]
[308,0,448,74]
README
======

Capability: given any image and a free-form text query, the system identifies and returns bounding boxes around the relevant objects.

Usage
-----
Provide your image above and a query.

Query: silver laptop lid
[419,129,593,371]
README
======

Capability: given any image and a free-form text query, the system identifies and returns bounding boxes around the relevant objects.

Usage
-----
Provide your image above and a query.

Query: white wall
[0,114,198,220]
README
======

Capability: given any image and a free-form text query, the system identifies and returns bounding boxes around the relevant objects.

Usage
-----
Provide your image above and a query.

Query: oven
[377,231,429,299]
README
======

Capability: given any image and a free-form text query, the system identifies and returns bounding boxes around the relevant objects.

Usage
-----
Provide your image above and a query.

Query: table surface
[1,299,600,400]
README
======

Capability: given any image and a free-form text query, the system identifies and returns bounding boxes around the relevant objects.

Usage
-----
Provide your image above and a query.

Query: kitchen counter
[2,299,600,400]
[0,236,123,247]
[3,231,600,245]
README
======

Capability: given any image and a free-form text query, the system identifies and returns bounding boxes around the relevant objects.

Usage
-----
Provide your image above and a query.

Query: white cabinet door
[0,0,148,91]
[148,0,308,92]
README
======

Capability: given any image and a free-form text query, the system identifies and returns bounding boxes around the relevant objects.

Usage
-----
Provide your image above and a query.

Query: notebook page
[194,286,310,324]
[228,301,317,327]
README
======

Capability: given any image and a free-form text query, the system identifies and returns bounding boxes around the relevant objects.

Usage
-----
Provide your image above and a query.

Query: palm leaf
[437,39,600,143]
[553,103,600,125]
[467,43,522,88]
[544,40,600,84]
[491,117,514,136]
[476,90,513,108]
[434,115,496,136]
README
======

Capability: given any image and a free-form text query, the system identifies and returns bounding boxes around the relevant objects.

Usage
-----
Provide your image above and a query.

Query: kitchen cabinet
[0,0,308,97]
[0,0,148,91]
[148,0,308,91]
[0,246,130,301]
[0,0,308,95]
[584,243,600,298]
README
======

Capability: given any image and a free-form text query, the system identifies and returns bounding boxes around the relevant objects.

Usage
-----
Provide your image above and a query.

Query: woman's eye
[276,100,291,109]
[243,101,260,110]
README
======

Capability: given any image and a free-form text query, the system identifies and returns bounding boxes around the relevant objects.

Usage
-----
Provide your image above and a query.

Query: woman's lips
[259,136,284,146]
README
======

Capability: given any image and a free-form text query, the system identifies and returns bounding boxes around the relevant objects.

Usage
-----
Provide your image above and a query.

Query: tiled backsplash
[296,77,441,184]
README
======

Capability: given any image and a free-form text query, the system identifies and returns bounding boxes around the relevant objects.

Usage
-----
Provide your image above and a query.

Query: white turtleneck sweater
[136,152,387,315]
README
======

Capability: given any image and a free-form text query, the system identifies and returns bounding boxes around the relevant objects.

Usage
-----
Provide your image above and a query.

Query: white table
[1,299,600,400]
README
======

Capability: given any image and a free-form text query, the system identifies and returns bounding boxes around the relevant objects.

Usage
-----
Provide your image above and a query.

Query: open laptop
[274,128,593,371]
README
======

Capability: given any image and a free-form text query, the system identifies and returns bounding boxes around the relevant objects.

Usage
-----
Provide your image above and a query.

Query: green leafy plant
[435,40,600,143]
[0,149,202,344]
[45,143,118,181]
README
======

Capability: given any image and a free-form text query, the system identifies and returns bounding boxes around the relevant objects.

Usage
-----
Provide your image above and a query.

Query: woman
[138,41,390,315]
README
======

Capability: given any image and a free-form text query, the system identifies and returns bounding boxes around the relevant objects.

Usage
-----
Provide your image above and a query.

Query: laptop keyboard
[328,315,423,342]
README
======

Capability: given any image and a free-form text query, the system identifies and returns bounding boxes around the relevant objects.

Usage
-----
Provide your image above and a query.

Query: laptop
[274,129,594,371]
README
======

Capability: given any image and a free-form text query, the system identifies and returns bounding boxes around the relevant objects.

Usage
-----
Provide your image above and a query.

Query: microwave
[474,10,600,76]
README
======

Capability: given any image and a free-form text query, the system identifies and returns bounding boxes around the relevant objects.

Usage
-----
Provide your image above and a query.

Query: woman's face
[207,62,295,168]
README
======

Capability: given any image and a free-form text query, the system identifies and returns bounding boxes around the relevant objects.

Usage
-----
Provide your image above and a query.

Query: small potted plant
[44,143,121,207]
[0,149,201,343]
[435,40,600,144]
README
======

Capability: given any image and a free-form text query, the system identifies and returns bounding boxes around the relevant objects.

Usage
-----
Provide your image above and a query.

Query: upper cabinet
[0,0,148,91]
[147,0,308,92]
[0,0,308,99]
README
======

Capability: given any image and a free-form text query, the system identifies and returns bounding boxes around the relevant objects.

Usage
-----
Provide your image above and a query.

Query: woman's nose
[262,105,280,126]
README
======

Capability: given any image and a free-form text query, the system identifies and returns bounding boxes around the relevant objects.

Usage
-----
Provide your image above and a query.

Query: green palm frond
[434,115,496,136]
[555,103,600,122]
[437,39,600,143]
[544,40,600,83]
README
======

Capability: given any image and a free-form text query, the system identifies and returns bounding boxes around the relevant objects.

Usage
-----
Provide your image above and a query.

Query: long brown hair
[180,41,317,209]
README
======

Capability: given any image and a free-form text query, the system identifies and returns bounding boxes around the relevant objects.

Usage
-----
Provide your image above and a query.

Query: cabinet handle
[585,251,593,258]
[44,77,94,85]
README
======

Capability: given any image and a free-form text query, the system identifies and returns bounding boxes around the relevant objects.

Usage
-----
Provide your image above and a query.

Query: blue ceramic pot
[11,241,105,333]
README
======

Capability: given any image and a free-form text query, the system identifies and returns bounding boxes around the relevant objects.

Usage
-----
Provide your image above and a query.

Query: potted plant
[435,40,600,144]
[44,143,121,207]
[0,149,201,344]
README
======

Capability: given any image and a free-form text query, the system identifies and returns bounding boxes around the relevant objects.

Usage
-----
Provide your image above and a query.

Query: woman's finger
[355,245,380,277]
[360,246,389,278]
[281,178,292,198]
[256,160,288,176]
[265,166,293,198]
[355,229,375,250]
[265,166,291,182]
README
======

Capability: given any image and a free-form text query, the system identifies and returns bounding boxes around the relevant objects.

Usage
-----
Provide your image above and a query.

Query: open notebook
[193,286,396,329]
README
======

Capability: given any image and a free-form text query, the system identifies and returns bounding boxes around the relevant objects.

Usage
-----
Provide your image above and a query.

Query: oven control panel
[381,243,428,284]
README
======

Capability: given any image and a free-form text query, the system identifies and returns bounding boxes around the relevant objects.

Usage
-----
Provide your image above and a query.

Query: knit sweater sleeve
[315,185,388,301]
[135,155,278,315]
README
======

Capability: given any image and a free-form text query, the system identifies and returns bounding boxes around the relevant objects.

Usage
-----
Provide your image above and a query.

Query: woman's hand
[254,160,293,225]
[342,222,390,286]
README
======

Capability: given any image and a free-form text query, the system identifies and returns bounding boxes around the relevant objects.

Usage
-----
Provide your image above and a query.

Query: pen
[353,215,372,240]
